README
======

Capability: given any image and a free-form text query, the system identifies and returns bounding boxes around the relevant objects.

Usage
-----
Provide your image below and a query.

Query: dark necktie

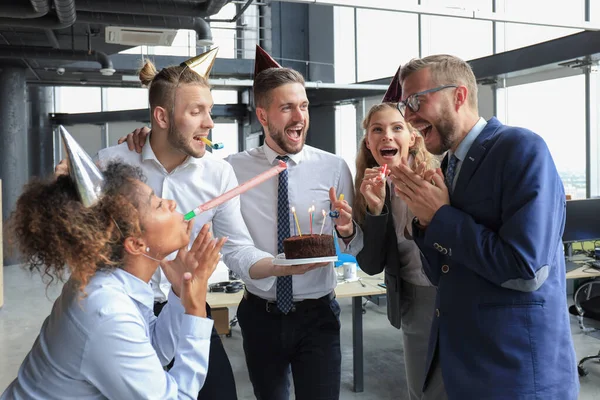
[445,154,459,194]
[275,155,293,314]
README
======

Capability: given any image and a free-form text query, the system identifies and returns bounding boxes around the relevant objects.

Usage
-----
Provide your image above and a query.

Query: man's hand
[249,257,331,279]
[273,262,330,277]
[389,159,449,226]
[329,187,353,238]
[54,159,69,178]
[117,126,150,153]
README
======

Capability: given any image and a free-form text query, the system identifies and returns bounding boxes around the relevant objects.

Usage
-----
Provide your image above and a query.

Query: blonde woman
[348,102,446,400]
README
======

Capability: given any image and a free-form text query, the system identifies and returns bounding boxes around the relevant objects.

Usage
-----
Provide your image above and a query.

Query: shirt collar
[141,132,204,168]
[262,142,304,166]
[449,117,487,162]
[108,268,155,309]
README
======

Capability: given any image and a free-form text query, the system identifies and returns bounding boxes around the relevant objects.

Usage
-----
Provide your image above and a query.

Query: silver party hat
[59,126,105,207]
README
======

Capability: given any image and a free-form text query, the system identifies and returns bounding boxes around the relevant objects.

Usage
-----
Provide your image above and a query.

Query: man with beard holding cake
[224,46,357,400]
[119,46,359,400]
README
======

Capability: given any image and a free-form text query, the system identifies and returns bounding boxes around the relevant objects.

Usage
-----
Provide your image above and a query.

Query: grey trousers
[420,354,448,400]
[400,281,447,400]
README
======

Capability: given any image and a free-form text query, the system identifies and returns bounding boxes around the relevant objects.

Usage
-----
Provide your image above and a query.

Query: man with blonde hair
[392,54,579,400]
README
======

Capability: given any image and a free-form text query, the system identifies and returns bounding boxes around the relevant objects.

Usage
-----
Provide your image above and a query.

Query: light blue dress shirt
[446,117,487,191]
[1,268,213,400]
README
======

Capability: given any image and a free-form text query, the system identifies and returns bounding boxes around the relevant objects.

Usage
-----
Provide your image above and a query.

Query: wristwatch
[413,216,428,230]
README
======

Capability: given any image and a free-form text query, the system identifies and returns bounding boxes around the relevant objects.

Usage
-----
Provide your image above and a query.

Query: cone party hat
[382,65,402,103]
[180,46,219,79]
[60,126,105,208]
[254,45,282,79]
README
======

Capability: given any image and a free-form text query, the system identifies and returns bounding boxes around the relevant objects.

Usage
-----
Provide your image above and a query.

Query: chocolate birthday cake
[283,234,336,259]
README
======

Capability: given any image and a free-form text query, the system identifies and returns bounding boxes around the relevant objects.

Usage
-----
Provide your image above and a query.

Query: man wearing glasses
[391,55,578,400]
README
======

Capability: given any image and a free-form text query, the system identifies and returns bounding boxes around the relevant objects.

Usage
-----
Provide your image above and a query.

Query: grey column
[28,85,54,178]
[0,67,27,266]
[306,104,336,153]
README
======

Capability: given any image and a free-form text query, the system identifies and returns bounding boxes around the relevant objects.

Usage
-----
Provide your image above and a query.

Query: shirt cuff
[180,315,214,340]
[339,223,364,257]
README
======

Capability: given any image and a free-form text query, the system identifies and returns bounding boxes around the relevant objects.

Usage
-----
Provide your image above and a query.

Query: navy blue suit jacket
[412,117,578,399]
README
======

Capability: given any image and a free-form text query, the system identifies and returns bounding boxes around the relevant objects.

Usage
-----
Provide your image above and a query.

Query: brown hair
[8,162,146,293]
[138,59,211,113]
[353,103,436,226]
[253,67,305,108]
[400,54,478,109]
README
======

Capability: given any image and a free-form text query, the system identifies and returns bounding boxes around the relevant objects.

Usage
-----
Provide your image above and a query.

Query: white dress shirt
[1,268,213,400]
[97,138,272,302]
[226,144,356,301]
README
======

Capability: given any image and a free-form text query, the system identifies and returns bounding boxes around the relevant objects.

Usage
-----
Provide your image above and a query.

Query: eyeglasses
[396,85,458,117]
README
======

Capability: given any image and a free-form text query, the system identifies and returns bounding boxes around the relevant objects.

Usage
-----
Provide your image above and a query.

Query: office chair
[573,279,600,376]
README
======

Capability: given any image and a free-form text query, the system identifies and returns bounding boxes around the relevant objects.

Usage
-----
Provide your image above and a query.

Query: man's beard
[430,107,458,155]
[167,118,204,158]
[267,120,306,155]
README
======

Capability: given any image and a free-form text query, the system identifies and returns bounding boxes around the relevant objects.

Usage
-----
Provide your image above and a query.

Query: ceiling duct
[54,0,76,25]
[0,0,50,19]
[0,45,115,76]
[75,0,212,18]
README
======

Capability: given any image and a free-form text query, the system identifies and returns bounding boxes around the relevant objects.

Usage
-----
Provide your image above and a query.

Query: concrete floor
[1,264,600,399]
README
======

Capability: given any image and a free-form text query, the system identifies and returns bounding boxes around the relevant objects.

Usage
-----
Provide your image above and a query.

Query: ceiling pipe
[0,0,49,19]
[203,0,231,15]
[0,45,115,75]
[206,0,254,23]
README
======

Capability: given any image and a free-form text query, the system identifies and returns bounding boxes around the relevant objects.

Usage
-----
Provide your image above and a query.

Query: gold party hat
[59,126,104,208]
[180,47,219,79]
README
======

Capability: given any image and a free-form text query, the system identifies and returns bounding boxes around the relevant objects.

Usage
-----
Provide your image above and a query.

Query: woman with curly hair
[1,161,226,400]
[335,101,445,399]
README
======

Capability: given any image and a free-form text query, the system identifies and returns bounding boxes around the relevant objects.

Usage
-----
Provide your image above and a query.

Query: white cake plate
[272,253,338,266]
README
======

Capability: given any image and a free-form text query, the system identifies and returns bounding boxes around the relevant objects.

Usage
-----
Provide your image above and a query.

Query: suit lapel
[452,118,502,202]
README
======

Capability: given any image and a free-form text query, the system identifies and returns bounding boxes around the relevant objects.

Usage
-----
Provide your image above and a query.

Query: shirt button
[441,265,449,273]
[436,308,440,317]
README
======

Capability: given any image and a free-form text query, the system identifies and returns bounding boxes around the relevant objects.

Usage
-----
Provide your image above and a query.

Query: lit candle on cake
[291,206,302,236]
[308,205,316,234]
[319,209,327,235]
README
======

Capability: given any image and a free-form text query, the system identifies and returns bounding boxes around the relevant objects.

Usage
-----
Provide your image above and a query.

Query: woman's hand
[360,167,387,216]
[180,225,227,317]
[161,224,227,317]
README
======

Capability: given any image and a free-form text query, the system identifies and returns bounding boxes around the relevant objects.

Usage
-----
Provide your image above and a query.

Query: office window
[335,104,358,177]
[209,3,238,59]
[105,88,148,111]
[426,0,490,9]
[501,0,584,51]
[355,8,419,82]
[502,75,586,199]
[422,16,493,60]
[54,87,101,113]
[333,6,356,84]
